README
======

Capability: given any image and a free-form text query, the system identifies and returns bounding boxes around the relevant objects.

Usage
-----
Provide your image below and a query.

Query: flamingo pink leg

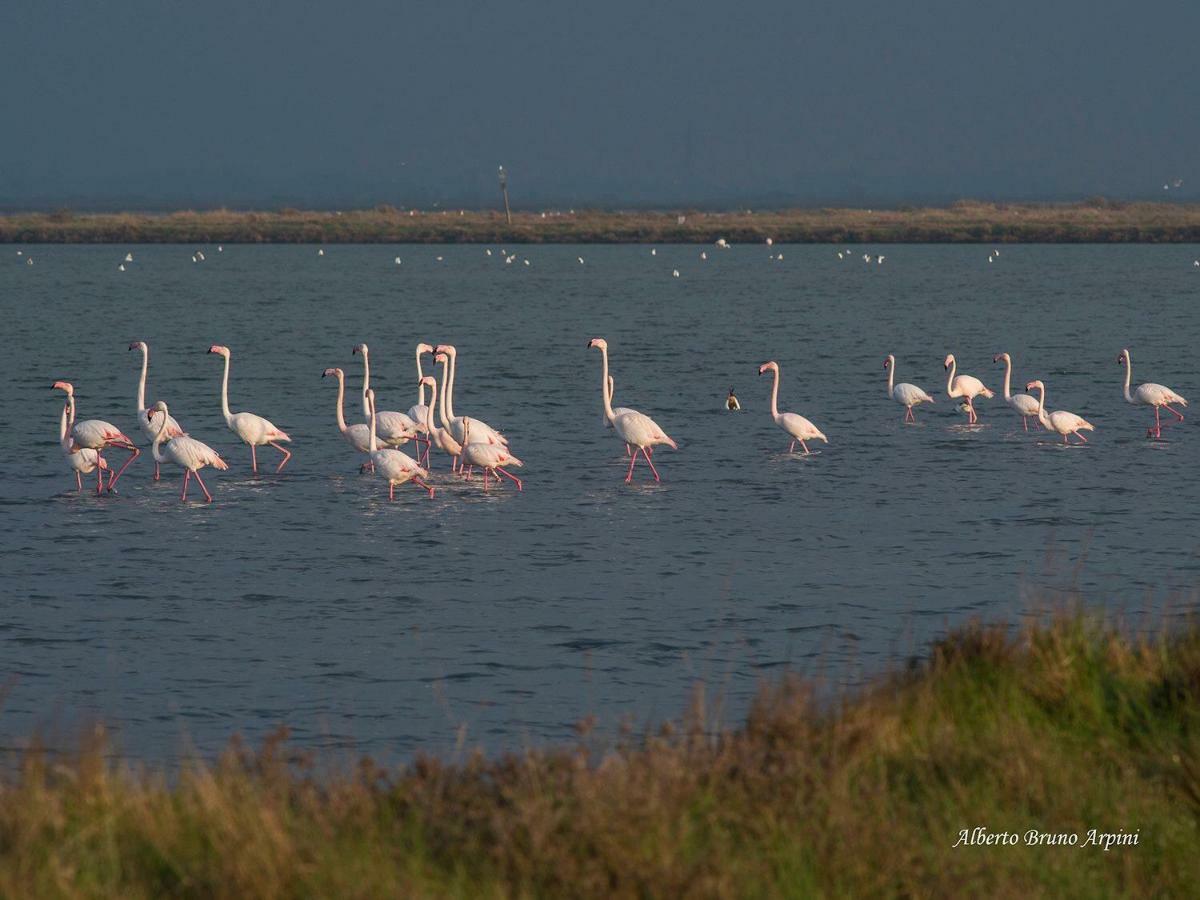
[108,445,139,491]
[788,440,796,453]
[192,469,214,502]
[389,482,395,500]
[153,461,161,481]
[496,467,523,491]
[270,441,291,472]
[75,472,83,492]
[180,470,191,501]
[95,454,105,494]
[412,477,435,498]
[250,445,258,473]
[800,440,810,454]
[1023,417,1029,432]
[641,448,662,482]
[483,469,490,491]
[1165,404,1185,422]
[904,407,915,423]
[625,449,639,483]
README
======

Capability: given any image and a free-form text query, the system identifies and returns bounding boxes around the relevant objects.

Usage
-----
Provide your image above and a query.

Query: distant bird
[436,255,444,262]
[672,269,680,278]
[191,255,198,263]
[486,248,493,256]
[726,387,741,411]
[765,237,774,246]
[1024,381,1095,445]
[876,255,884,264]
[1193,260,1198,267]
[26,257,32,266]
[207,345,293,473]
[716,238,729,249]
[883,355,935,423]
[16,250,22,255]
[651,248,657,256]
[51,381,139,493]
[124,253,133,262]
[218,246,223,252]
[944,354,994,424]
[365,389,433,500]
[700,251,708,260]
[862,253,871,262]
[994,352,1041,430]
[837,251,844,259]
[148,401,228,502]
[1117,348,1187,439]
[758,361,827,454]
[578,256,585,264]
[196,251,205,261]
[589,338,677,483]
[130,340,186,480]
[318,248,325,256]
[523,259,530,266]
[118,264,125,272]
[394,257,402,265]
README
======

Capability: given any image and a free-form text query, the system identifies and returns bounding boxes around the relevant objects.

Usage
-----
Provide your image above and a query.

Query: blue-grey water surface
[2,244,1198,762]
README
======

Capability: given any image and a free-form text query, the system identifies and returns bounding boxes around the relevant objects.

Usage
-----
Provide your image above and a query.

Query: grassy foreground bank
[6,201,1200,244]
[1,612,1197,897]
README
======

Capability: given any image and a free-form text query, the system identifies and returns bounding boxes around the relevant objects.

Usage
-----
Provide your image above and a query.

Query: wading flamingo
[207,345,292,473]
[460,419,525,491]
[604,373,636,454]
[408,343,435,465]
[352,343,422,449]
[58,399,109,492]
[149,400,229,501]
[420,371,462,471]
[130,340,185,480]
[51,381,139,493]
[322,367,373,468]
[1117,348,1187,439]
[431,353,465,471]
[433,344,509,447]
[588,338,678,483]
[993,353,1040,430]
[944,354,994,424]
[758,361,828,453]
[366,389,434,500]
[1025,381,1095,445]
[883,355,934,423]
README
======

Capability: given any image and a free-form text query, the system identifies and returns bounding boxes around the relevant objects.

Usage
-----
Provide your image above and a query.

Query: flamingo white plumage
[883,354,935,423]
[944,354,994,424]
[589,338,678,482]
[51,381,139,493]
[460,419,525,491]
[993,352,1041,431]
[757,361,827,453]
[130,340,186,480]
[407,343,436,466]
[352,343,421,448]
[58,397,109,492]
[1117,348,1187,439]
[419,370,462,471]
[433,344,509,448]
[149,400,228,501]
[1025,380,1095,445]
[366,389,434,500]
[322,367,373,467]
[207,345,292,473]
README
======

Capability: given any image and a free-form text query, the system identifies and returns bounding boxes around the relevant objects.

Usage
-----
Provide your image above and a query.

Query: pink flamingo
[460,419,524,491]
[58,397,110,492]
[130,340,186,480]
[148,400,229,502]
[51,381,139,494]
[1118,348,1188,439]
[588,338,678,483]
[207,345,292,473]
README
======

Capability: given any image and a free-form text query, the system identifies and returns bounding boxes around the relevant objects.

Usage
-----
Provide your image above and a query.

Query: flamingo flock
[49,341,1187,502]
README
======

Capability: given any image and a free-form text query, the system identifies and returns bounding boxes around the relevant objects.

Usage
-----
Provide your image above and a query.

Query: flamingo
[433,344,509,447]
[993,352,1041,430]
[431,352,465,471]
[588,338,678,483]
[419,371,462,471]
[1117,348,1187,439]
[322,367,373,467]
[51,381,139,494]
[460,419,525,491]
[58,398,109,492]
[366,389,434,500]
[148,400,229,502]
[602,371,637,455]
[352,343,422,449]
[883,355,935,422]
[1025,381,1095,445]
[130,340,186,480]
[944,354,994,424]
[207,345,292,473]
[757,361,828,453]
[408,343,435,465]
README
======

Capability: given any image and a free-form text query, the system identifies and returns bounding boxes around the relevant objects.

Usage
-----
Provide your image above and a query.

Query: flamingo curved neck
[368,396,379,452]
[424,379,438,434]
[360,351,372,419]
[136,345,149,415]
[333,372,349,433]
[1033,385,1051,426]
[59,404,70,449]
[886,358,895,397]
[415,350,427,407]
[768,366,781,420]
[945,359,957,396]
[219,353,234,425]
[151,408,171,463]
[597,345,617,422]
[1122,354,1134,403]
[436,359,454,430]
[445,351,457,420]
[1001,357,1013,400]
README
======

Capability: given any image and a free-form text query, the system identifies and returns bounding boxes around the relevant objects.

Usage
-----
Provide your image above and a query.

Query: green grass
[1,609,1197,897]
[6,200,1200,243]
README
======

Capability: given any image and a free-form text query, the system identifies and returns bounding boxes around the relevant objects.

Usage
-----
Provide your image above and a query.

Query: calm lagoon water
[1,243,1198,762]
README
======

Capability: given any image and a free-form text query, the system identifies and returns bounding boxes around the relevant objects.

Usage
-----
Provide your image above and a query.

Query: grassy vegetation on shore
[5,201,1200,244]
[0,610,1197,897]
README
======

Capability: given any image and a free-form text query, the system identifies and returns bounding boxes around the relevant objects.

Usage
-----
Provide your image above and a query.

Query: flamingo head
[883,355,894,370]
[993,352,1009,364]
[352,343,368,357]
[1117,348,1129,365]
[129,340,146,352]
[758,361,778,376]
[151,400,170,416]
[434,352,449,365]
[51,380,74,395]
[587,338,607,351]
[1025,380,1045,392]
[418,375,437,388]
[322,367,342,379]
[416,342,434,355]
[943,354,955,370]
[435,343,457,356]
[207,345,230,357]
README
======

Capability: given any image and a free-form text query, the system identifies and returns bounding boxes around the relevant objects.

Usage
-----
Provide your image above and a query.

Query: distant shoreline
[4,201,1200,244]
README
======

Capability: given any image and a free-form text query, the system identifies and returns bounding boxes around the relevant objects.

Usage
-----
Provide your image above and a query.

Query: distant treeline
[5,200,1200,243]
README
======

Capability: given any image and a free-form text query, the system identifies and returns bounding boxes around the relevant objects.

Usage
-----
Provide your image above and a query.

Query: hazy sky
[3,0,1197,209]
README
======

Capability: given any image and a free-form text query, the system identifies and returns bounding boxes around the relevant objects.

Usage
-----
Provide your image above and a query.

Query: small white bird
[672,269,680,278]
[578,256,585,264]
[837,251,844,259]
[651,248,657,256]
[16,250,22,255]
[523,259,530,266]
[394,257,402,265]
[436,255,444,262]
[876,255,884,264]
[765,237,773,246]
[26,257,33,266]
[124,253,133,262]
[700,251,707,260]
[196,251,205,261]
[486,248,493,256]
[118,264,126,272]
[192,255,198,263]
[716,238,729,249]
[218,245,223,252]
